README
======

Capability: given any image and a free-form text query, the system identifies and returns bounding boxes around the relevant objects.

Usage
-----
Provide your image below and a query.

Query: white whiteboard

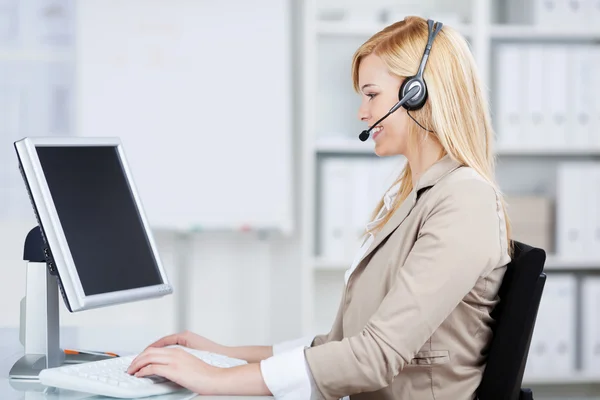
[75,0,293,233]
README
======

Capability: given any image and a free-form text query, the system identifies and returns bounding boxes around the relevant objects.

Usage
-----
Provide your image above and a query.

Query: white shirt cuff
[272,335,315,355]
[260,346,315,400]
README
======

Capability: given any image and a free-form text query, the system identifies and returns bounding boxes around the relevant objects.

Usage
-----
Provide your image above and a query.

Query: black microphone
[358,86,420,142]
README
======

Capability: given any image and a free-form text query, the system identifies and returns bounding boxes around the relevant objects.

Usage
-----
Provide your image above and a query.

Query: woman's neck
[406,138,445,185]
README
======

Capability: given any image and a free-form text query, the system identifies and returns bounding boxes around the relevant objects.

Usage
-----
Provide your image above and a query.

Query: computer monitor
[14,136,173,313]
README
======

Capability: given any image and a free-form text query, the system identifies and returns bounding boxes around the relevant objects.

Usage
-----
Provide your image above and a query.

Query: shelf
[495,146,600,156]
[545,255,600,270]
[315,138,600,157]
[523,373,600,385]
[317,21,472,37]
[0,49,74,62]
[491,25,600,40]
[313,255,600,272]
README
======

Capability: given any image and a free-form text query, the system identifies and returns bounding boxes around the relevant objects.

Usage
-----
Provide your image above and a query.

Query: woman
[127,16,512,400]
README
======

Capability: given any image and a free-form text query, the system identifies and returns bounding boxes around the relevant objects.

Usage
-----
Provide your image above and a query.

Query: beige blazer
[305,155,511,400]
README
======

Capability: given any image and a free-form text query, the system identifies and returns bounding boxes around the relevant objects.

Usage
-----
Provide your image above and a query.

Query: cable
[407,110,434,133]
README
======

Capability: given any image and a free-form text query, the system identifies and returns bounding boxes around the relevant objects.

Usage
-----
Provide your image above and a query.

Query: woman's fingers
[134,363,171,379]
[127,348,175,375]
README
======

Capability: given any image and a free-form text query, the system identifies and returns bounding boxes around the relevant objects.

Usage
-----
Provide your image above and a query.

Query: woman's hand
[145,330,225,354]
[126,346,224,395]
[145,330,273,363]
[126,346,271,396]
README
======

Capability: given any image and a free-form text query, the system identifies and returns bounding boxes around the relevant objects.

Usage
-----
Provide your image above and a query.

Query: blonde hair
[352,16,512,254]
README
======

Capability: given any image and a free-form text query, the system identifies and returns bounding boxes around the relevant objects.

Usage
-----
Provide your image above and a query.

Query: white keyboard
[38,345,247,398]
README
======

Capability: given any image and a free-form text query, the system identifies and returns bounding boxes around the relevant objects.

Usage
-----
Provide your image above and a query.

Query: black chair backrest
[477,241,547,400]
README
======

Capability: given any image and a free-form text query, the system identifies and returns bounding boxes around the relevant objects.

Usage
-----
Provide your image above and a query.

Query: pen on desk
[64,349,119,357]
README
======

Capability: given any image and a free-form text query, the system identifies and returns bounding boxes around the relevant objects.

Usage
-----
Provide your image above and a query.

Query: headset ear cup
[400,77,428,111]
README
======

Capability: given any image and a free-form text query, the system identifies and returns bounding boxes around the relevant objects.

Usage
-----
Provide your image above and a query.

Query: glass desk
[2,346,272,400]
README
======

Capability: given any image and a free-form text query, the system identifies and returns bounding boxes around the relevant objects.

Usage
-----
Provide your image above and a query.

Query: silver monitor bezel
[14,136,173,312]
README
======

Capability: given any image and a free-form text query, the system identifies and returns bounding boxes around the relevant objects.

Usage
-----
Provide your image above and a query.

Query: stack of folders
[556,162,600,260]
[526,274,600,379]
[495,43,600,150]
[319,157,404,261]
[524,273,577,379]
[504,0,600,25]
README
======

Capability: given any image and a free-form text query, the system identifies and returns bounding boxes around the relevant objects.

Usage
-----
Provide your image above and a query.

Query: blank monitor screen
[35,146,163,295]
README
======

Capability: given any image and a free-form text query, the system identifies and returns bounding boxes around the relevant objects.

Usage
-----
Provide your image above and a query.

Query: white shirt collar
[365,182,401,235]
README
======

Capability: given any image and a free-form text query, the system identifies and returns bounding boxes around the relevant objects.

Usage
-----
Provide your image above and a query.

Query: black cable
[407,110,434,133]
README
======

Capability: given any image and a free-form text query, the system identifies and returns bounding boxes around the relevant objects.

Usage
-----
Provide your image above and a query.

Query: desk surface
[2,345,272,400]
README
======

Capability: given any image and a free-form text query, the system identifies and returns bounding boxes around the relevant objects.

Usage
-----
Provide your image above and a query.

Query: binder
[504,0,562,25]
[544,45,569,149]
[0,0,18,45]
[548,274,577,375]
[582,276,600,373]
[564,0,587,25]
[593,46,600,147]
[523,44,546,148]
[495,44,524,149]
[524,276,553,377]
[587,0,600,23]
[320,158,352,260]
[556,162,589,258]
[588,164,600,258]
[533,0,563,25]
[526,274,577,377]
[569,44,593,148]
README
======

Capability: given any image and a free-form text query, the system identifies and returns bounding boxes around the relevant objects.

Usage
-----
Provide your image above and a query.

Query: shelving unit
[0,2,76,222]
[299,0,600,396]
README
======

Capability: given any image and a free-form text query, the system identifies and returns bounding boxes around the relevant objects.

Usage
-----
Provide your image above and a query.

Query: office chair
[476,240,547,400]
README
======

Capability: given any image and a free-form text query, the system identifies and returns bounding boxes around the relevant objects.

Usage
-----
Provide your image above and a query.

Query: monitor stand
[8,227,112,381]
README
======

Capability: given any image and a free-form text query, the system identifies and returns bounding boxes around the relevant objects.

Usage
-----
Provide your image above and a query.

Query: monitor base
[9,227,64,380]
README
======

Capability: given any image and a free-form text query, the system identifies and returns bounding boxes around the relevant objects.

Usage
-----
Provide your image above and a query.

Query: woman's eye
[367,93,377,100]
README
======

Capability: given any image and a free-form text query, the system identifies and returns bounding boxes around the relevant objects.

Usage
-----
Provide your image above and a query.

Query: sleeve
[260,346,318,399]
[303,180,507,399]
[273,336,315,355]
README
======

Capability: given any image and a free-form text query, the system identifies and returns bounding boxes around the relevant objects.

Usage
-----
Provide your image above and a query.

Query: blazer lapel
[355,155,463,267]
[356,189,417,267]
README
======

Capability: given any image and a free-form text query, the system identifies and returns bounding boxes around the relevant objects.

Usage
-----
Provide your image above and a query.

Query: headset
[358,19,443,142]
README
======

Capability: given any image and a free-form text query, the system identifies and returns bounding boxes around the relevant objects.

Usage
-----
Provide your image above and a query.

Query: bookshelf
[299,0,600,394]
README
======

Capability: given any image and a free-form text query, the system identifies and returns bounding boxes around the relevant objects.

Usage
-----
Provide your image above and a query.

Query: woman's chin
[374,142,392,157]
[374,142,403,157]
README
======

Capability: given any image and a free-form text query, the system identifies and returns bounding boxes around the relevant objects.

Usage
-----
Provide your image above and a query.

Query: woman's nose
[357,102,370,122]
